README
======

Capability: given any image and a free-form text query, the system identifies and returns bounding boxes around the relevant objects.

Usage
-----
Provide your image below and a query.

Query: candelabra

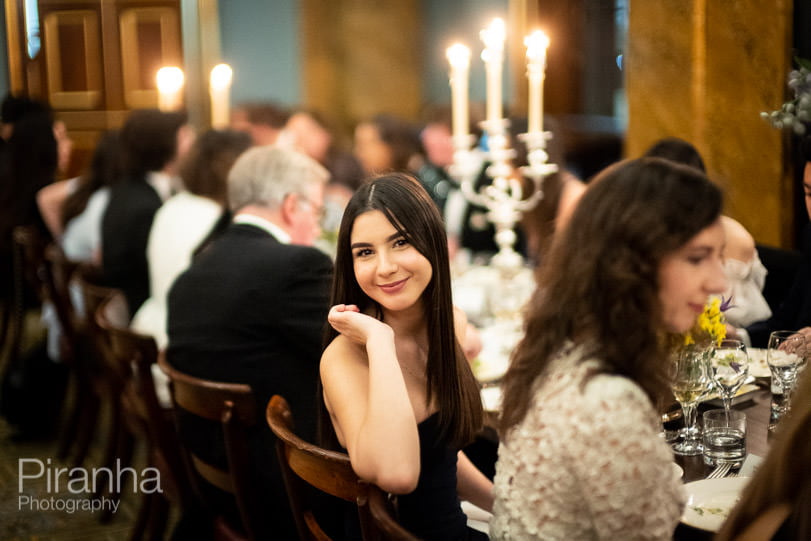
[449,120,558,275]
[446,19,557,277]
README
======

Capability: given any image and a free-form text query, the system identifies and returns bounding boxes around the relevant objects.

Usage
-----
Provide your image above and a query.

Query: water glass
[767,330,807,410]
[702,409,747,468]
[709,339,749,417]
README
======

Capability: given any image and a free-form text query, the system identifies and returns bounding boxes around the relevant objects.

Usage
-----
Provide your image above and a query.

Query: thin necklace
[400,343,428,380]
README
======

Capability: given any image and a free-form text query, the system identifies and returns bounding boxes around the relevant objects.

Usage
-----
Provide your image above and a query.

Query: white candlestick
[156,66,184,111]
[446,44,471,141]
[525,31,550,134]
[209,63,233,128]
[480,18,506,125]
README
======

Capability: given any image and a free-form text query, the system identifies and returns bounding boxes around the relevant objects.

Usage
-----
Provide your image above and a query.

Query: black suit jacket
[101,179,162,313]
[747,224,811,347]
[166,223,333,536]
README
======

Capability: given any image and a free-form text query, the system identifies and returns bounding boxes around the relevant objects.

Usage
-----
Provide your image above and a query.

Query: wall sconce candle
[209,63,233,128]
[156,66,185,111]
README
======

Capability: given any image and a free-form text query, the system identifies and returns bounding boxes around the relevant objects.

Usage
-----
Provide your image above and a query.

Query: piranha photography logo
[18,458,162,514]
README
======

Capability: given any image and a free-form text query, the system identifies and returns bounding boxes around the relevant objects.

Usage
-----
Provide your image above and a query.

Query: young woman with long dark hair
[320,173,492,540]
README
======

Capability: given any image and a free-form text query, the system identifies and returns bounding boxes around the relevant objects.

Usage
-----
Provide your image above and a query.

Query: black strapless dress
[396,412,489,541]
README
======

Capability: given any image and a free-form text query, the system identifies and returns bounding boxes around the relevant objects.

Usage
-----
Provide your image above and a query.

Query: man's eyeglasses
[295,194,326,222]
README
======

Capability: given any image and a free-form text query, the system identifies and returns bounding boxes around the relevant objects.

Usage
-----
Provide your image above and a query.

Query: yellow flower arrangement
[683,297,727,347]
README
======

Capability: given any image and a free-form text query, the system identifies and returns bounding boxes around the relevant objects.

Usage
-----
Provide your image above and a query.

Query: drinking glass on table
[709,339,749,419]
[671,346,713,455]
[767,331,808,411]
[702,408,747,468]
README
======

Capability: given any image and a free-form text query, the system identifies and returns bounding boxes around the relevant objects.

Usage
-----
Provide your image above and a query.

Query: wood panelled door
[4,0,182,177]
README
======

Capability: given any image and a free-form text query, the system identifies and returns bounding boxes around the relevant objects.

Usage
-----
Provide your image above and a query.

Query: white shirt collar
[147,171,178,202]
[233,213,291,244]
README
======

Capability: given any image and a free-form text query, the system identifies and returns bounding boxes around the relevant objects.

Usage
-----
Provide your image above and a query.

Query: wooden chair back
[158,354,263,540]
[367,486,421,541]
[266,394,418,541]
[96,293,195,508]
[3,226,47,371]
[41,244,80,361]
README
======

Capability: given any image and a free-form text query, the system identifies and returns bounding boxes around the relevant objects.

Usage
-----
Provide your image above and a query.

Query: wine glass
[671,346,713,455]
[709,339,749,420]
[767,330,808,411]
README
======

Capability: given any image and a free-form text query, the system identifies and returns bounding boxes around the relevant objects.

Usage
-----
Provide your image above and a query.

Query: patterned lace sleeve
[572,376,686,540]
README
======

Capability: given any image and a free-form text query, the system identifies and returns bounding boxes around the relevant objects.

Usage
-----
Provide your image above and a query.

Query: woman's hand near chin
[328,304,394,347]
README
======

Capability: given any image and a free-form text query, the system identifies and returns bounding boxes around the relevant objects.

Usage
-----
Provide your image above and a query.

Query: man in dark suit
[166,145,332,538]
[743,136,811,347]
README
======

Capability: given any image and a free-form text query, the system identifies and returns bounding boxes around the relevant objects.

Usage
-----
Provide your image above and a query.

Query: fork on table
[706,462,733,479]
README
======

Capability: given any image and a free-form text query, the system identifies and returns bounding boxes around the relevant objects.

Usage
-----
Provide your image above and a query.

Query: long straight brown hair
[716,370,811,540]
[500,158,723,433]
[324,173,483,447]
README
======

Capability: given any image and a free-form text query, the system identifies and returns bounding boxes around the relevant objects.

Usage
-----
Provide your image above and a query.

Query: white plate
[672,463,683,479]
[747,348,771,378]
[681,477,750,532]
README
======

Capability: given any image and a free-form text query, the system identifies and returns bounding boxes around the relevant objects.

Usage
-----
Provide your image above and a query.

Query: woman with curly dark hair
[491,157,728,540]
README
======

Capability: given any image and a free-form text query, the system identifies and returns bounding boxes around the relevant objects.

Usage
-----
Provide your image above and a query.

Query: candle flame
[156,66,184,93]
[480,18,506,52]
[210,63,233,90]
[525,30,550,60]
[446,43,471,69]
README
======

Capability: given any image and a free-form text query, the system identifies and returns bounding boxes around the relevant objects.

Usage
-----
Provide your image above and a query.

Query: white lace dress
[490,345,685,540]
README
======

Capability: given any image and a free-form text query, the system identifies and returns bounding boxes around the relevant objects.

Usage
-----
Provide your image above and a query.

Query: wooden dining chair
[96,291,197,539]
[0,226,66,439]
[367,485,421,541]
[40,244,82,459]
[158,354,266,541]
[265,394,419,541]
[70,267,121,479]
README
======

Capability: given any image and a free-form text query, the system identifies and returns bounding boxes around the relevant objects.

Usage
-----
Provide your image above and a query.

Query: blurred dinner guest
[58,131,122,264]
[0,106,58,303]
[518,117,585,265]
[230,101,289,146]
[0,93,49,143]
[321,173,492,540]
[715,369,811,541]
[743,135,811,346]
[131,129,251,349]
[353,113,423,177]
[491,158,728,540]
[642,137,771,328]
[166,145,332,539]
[416,105,459,213]
[101,109,192,314]
[35,120,75,239]
[281,108,364,238]
[0,104,61,438]
[39,132,122,364]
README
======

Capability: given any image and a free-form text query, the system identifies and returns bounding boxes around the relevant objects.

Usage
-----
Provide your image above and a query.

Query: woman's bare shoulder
[321,334,368,374]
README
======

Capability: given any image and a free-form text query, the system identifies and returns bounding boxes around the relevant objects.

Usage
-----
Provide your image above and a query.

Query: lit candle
[525,30,550,134]
[209,63,233,128]
[480,18,506,125]
[446,44,471,141]
[156,66,185,111]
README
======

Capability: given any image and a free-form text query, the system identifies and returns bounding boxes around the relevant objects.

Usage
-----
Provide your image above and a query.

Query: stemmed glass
[671,346,713,455]
[767,331,808,411]
[709,339,749,420]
